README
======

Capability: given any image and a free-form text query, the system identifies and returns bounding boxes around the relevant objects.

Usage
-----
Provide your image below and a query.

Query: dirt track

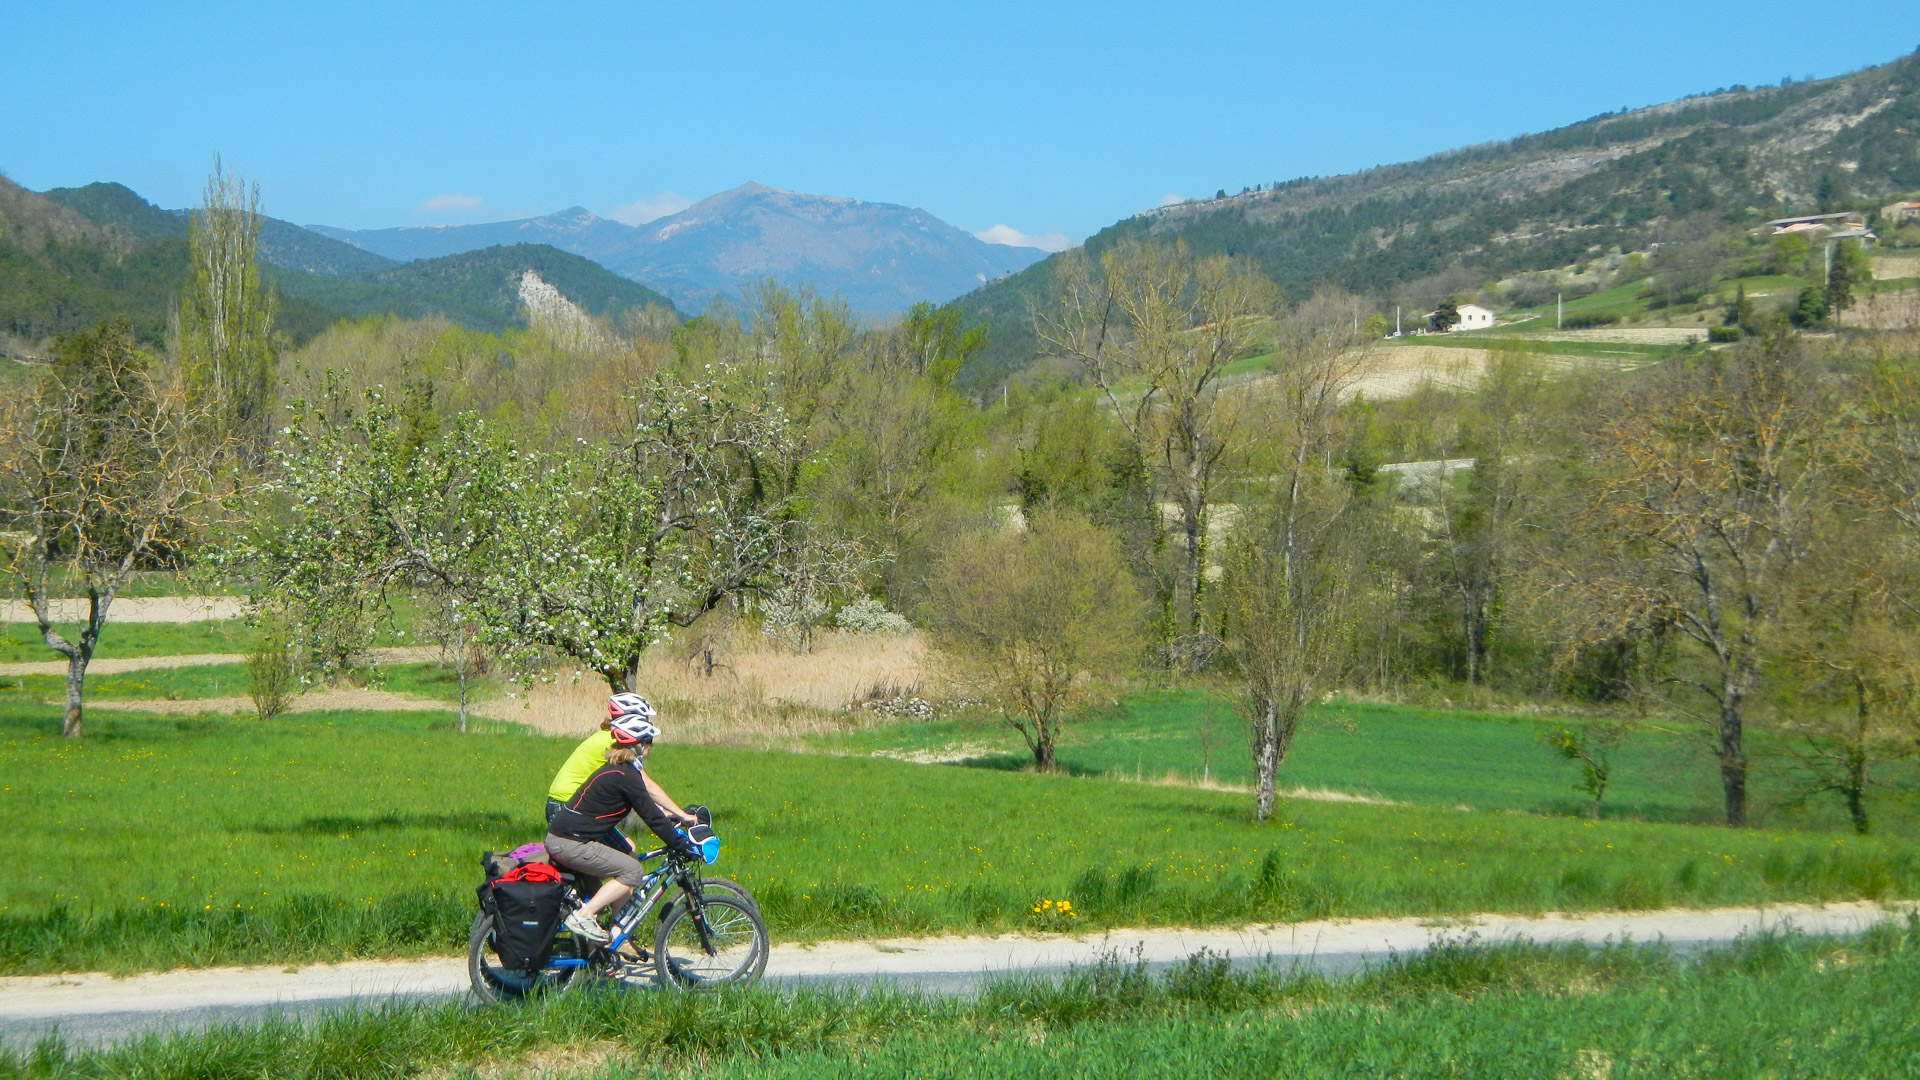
[0,596,246,624]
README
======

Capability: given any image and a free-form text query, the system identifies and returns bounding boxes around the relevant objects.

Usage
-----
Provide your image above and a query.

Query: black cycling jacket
[547,761,693,856]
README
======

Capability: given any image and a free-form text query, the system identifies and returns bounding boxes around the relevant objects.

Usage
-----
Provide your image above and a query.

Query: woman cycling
[546,693,697,856]
[546,704,700,942]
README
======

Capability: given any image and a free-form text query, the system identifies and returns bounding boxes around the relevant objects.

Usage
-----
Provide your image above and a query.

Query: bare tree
[1570,333,1836,826]
[1775,577,1920,836]
[0,320,227,738]
[1036,239,1275,632]
[928,510,1146,771]
[423,588,484,733]
[1426,345,1556,684]
[1222,290,1375,822]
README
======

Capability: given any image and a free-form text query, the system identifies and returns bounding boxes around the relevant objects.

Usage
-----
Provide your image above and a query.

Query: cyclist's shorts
[546,833,648,888]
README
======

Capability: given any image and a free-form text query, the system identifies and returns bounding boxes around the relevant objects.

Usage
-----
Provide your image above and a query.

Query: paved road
[1,902,1908,1047]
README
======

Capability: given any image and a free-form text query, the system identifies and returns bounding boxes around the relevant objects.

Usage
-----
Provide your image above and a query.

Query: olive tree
[928,511,1146,771]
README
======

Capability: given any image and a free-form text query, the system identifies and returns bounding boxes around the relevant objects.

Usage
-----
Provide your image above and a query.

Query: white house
[1454,304,1494,331]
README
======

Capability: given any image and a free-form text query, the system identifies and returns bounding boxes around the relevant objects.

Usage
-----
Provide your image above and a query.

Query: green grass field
[8,928,1917,1079]
[815,690,1920,835]
[4,701,1919,975]
[1385,334,1684,364]
[0,621,257,662]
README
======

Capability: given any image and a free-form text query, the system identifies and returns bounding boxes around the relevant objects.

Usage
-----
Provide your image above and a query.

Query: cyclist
[546,707,701,943]
[546,693,698,856]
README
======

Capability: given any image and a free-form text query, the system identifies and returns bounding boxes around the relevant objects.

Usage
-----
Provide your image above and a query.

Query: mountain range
[310,182,1048,315]
[12,48,1920,371]
[0,179,672,348]
[952,48,1920,386]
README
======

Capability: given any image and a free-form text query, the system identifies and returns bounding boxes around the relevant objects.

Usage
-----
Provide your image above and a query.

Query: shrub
[1561,312,1621,329]
[1709,326,1741,343]
[245,618,299,721]
[835,598,911,635]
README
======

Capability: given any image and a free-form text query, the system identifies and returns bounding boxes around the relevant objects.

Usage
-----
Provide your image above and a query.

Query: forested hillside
[271,243,677,332]
[2,180,670,350]
[0,177,342,347]
[955,49,1920,385]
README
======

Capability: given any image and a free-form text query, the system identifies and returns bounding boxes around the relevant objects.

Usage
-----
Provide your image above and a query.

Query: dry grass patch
[480,629,930,747]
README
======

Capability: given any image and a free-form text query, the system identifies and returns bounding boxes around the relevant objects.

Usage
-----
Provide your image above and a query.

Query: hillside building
[1454,304,1495,330]
[1884,200,1920,227]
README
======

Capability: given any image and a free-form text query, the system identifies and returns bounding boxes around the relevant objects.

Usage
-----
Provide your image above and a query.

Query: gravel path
[0,597,246,624]
[0,901,1908,1046]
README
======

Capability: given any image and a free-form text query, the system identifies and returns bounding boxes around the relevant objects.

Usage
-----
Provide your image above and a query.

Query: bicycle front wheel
[653,894,767,989]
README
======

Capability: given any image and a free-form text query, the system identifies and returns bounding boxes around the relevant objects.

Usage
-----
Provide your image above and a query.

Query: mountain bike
[469,841,767,1002]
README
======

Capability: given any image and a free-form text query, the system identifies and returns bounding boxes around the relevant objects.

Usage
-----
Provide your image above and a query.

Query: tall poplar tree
[177,157,276,459]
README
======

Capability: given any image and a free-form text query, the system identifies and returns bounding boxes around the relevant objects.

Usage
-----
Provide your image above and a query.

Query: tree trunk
[1182,493,1205,631]
[1718,696,1747,827]
[1033,727,1055,772]
[1251,697,1279,822]
[1844,683,1870,836]
[1844,746,1870,836]
[62,654,87,739]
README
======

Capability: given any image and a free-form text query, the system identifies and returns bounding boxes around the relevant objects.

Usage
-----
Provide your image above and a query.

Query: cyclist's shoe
[564,909,610,943]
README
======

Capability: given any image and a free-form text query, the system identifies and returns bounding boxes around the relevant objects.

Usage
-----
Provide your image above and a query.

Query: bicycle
[470,841,767,1002]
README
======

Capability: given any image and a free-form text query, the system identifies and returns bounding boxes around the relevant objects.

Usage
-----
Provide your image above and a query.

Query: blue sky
[4,2,1918,249]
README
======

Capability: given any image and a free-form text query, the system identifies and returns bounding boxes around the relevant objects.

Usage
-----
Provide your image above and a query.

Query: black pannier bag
[490,872,565,972]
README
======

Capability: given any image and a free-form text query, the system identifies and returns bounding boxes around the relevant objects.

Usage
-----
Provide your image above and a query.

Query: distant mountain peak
[311,182,1046,314]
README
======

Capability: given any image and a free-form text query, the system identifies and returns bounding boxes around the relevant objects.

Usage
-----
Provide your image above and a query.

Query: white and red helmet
[607,693,660,745]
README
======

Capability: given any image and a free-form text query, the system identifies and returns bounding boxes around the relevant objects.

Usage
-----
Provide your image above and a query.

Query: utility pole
[1825,239,1834,287]
[1557,292,1563,330]
[1395,305,1401,336]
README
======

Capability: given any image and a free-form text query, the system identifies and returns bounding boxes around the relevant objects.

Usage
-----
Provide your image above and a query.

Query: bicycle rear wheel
[467,909,595,1002]
[653,894,767,989]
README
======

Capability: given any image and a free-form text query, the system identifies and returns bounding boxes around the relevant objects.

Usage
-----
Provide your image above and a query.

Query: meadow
[0,621,256,662]
[4,701,1919,975]
[816,690,1920,835]
[5,926,1916,1079]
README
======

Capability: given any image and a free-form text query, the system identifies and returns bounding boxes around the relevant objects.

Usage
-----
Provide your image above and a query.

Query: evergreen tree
[1826,238,1869,316]
[1724,282,1754,330]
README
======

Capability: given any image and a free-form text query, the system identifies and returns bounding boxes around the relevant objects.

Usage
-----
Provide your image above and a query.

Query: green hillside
[954,50,1920,386]
[271,243,677,332]
[45,181,399,276]
[3,179,674,349]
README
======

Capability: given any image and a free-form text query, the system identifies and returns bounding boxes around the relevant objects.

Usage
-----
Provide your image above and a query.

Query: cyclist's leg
[546,834,647,918]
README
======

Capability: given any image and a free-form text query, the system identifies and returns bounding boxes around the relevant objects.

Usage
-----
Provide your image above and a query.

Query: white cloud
[608,192,694,225]
[974,224,1073,253]
[415,193,487,215]
[1157,193,1188,208]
